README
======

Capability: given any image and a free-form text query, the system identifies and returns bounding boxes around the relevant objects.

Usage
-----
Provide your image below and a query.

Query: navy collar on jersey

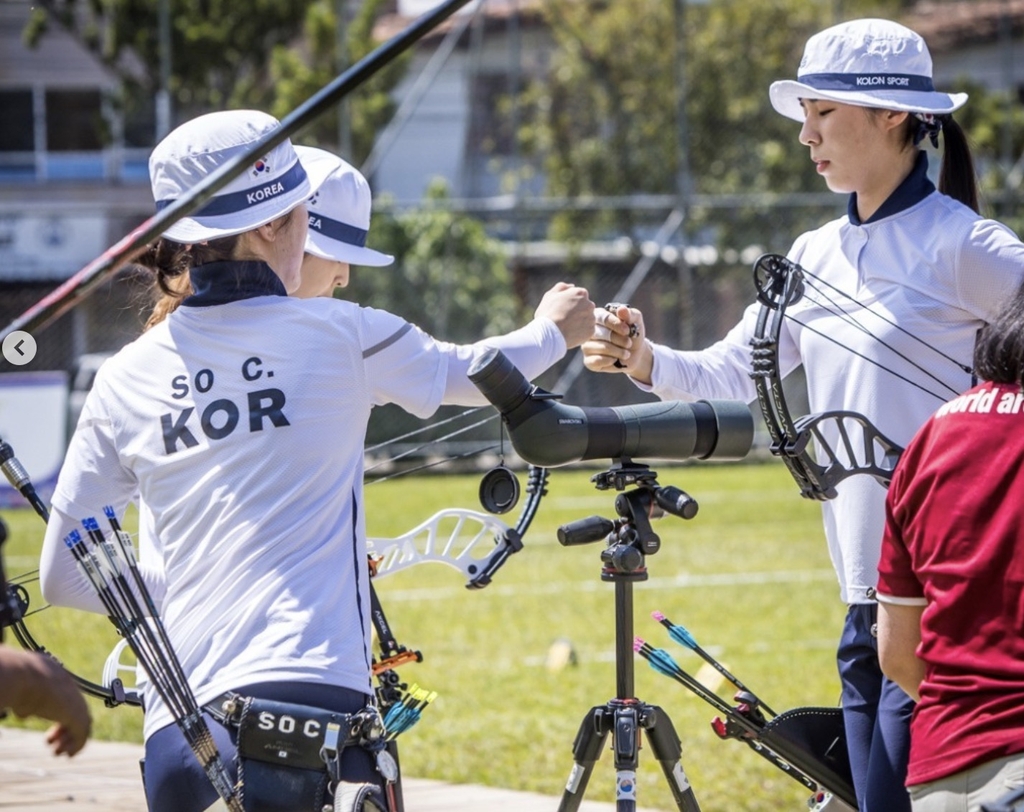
[847,150,934,226]
[182,261,287,307]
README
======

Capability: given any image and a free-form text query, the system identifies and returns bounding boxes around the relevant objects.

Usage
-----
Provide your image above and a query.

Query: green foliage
[340,180,519,342]
[25,0,403,154]
[268,0,408,165]
[516,0,902,248]
[28,0,309,110]
[0,461,845,811]
[945,77,1024,231]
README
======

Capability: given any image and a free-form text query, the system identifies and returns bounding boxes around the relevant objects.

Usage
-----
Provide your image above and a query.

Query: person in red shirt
[877,281,1024,810]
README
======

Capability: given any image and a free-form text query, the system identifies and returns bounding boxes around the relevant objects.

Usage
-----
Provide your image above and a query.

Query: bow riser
[750,253,906,501]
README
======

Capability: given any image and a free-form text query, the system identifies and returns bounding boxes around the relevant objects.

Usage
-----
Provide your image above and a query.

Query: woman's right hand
[582,304,654,384]
[534,282,596,349]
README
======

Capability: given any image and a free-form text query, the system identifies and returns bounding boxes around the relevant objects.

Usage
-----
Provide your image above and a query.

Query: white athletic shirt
[39,260,568,739]
[639,155,1024,604]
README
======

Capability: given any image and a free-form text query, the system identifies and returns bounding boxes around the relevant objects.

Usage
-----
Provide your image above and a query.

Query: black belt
[204,691,246,727]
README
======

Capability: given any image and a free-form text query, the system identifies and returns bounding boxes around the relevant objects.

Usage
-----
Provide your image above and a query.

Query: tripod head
[557,459,697,582]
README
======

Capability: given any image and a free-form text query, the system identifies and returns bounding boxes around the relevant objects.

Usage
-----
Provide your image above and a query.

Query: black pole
[615,579,635,700]
[1,0,474,344]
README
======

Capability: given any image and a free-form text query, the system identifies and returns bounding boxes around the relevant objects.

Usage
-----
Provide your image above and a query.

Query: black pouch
[235,696,354,812]
[759,706,856,809]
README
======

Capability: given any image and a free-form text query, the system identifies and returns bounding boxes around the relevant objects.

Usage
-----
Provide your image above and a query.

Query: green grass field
[1,461,846,811]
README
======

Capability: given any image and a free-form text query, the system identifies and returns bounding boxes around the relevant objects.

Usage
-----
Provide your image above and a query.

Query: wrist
[629,339,655,385]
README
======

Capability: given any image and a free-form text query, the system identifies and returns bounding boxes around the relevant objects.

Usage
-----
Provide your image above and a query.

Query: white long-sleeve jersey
[40,264,567,740]
[642,186,1024,604]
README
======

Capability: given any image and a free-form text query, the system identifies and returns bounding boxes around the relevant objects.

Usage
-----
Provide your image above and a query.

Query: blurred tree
[23,0,404,160]
[341,180,518,342]
[515,0,903,250]
[268,0,409,165]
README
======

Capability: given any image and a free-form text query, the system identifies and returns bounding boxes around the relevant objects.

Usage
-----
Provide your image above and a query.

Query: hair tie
[913,113,947,148]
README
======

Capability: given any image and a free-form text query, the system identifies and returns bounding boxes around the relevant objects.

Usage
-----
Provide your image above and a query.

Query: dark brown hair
[974,282,1024,385]
[137,236,238,329]
[891,112,979,213]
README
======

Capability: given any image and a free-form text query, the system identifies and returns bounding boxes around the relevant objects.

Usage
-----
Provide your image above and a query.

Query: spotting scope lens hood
[468,348,754,467]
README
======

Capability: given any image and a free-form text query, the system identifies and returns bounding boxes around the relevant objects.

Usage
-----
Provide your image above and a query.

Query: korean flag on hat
[149,109,316,243]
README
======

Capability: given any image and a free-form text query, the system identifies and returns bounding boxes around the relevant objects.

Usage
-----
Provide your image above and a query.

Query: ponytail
[937,116,979,214]
[135,236,239,329]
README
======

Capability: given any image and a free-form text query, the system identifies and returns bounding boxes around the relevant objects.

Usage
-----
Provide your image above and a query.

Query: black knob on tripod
[601,542,645,574]
[656,486,699,520]
[558,516,616,546]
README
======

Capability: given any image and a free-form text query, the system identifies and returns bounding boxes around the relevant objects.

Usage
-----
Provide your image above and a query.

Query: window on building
[0,90,34,152]
[45,90,104,151]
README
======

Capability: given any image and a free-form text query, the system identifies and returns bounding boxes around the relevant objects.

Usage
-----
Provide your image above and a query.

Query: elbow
[878,647,922,701]
[38,558,62,607]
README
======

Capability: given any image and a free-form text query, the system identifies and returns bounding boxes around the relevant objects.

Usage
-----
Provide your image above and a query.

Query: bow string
[0,0,551,708]
[750,252,974,500]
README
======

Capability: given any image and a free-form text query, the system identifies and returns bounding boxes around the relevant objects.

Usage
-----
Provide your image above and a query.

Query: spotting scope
[467,349,754,467]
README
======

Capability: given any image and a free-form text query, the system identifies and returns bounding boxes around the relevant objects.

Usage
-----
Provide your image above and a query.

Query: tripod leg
[559,707,610,812]
[642,705,701,812]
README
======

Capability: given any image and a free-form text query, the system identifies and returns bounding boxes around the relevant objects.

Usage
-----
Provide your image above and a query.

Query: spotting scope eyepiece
[467,349,754,467]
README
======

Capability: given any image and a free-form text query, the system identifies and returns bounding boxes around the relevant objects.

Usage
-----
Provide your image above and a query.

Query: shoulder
[926,193,1022,246]
[93,328,165,385]
[788,216,846,258]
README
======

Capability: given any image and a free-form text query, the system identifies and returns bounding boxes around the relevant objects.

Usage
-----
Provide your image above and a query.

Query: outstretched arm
[440,282,595,404]
[583,301,783,404]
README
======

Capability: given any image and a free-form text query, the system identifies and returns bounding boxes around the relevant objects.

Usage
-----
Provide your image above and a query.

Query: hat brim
[769,80,969,123]
[305,231,394,267]
[295,145,394,267]
[161,167,326,243]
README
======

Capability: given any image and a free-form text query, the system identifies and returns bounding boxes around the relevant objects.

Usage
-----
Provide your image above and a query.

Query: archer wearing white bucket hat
[150,109,315,244]
[769,18,967,123]
[44,109,596,811]
[582,17,1024,812]
[295,145,394,268]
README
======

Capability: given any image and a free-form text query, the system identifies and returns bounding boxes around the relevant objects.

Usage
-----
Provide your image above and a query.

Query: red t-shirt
[878,380,1024,785]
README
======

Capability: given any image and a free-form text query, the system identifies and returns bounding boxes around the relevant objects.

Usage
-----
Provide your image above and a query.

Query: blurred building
[907,0,1024,92]
[0,0,153,371]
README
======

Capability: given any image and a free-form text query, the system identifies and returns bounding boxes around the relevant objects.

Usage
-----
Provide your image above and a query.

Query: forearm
[642,339,761,404]
[0,647,38,712]
[879,648,924,701]
[0,648,67,716]
[441,317,567,405]
[877,599,925,701]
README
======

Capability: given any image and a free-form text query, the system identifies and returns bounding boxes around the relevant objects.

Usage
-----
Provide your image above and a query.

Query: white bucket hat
[150,110,315,243]
[295,146,394,267]
[769,18,968,123]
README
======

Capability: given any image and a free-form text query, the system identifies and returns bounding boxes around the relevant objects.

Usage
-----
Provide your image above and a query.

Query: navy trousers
[838,603,915,812]
[143,681,381,812]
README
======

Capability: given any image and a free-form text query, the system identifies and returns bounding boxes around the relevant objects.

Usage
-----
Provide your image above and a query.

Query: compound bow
[749,252,973,500]
[1,424,549,707]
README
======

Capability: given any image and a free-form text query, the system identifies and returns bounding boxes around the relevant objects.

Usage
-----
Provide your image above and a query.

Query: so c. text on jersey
[160,356,289,455]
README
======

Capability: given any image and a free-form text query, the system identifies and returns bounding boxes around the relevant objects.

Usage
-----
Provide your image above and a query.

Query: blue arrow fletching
[668,622,699,651]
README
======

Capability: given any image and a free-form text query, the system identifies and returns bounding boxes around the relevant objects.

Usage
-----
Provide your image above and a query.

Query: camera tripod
[556,461,702,812]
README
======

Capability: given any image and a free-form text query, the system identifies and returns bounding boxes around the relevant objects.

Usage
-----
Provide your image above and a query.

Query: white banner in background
[0,371,69,508]
[0,212,108,280]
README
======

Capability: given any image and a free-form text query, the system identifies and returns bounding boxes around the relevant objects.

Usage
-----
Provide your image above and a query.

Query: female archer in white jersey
[583,18,1024,812]
[39,109,594,812]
